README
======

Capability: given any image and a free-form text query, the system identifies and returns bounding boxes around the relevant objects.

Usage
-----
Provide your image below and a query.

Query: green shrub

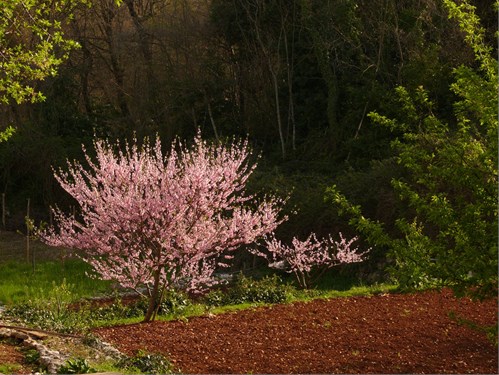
[23,348,40,365]
[88,297,148,321]
[57,358,95,374]
[4,284,148,332]
[158,290,192,316]
[327,1,498,301]
[204,289,226,306]
[118,350,177,374]
[205,274,290,306]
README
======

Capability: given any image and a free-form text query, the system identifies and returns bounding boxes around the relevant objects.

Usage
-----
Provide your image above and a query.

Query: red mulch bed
[94,290,498,374]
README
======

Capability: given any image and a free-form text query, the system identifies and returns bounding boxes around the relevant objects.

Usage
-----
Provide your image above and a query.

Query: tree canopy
[0,0,87,104]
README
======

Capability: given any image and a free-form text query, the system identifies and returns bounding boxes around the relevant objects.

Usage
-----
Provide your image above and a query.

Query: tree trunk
[143,269,161,322]
[301,0,340,151]
[124,0,158,127]
[270,70,286,159]
[239,0,286,158]
[205,95,220,142]
[101,4,133,123]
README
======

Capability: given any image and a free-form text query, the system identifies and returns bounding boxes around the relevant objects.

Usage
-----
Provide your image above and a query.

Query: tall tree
[210,0,300,157]
[327,0,498,300]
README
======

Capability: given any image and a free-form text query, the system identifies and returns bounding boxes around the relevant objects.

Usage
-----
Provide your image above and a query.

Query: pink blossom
[39,132,286,321]
[253,232,369,288]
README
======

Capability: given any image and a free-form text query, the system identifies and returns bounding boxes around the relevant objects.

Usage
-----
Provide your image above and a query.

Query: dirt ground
[0,340,37,374]
[0,231,61,263]
[95,289,498,374]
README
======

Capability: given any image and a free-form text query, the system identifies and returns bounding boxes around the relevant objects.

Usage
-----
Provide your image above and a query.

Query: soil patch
[0,339,37,374]
[95,290,498,374]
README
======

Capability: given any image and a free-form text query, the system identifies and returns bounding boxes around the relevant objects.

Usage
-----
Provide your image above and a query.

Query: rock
[0,325,126,373]
[87,337,126,361]
[25,330,50,340]
[11,331,29,340]
[0,326,68,374]
[0,328,12,337]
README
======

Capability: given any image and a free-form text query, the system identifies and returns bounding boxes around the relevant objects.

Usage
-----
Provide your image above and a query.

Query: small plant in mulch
[57,358,96,374]
[155,289,192,317]
[0,339,43,374]
[21,347,45,372]
[0,363,22,374]
[117,350,178,374]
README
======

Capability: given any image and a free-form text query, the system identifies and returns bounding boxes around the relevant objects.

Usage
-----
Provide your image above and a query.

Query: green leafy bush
[204,289,226,306]
[327,0,497,301]
[118,350,177,374]
[205,274,290,306]
[5,285,148,332]
[88,297,148,321]
[57,358,95,374]
[158,290,192,316]
[23,348,40,365]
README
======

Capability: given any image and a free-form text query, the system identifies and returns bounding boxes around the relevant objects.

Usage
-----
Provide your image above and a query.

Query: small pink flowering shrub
[252,233,369,288]
[39,132,286,321]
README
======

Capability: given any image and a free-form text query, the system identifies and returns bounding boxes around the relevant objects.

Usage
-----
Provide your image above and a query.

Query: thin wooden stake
[26,198,30,263]
[1,193,5,229]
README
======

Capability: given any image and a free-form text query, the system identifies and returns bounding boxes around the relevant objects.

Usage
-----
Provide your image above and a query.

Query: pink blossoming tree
[252,233,369,288]
[39,132,286,321]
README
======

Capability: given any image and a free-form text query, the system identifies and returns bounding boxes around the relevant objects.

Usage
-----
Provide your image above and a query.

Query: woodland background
[0,0,497,278]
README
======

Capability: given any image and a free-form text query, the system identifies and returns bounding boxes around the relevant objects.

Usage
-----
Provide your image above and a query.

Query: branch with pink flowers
[252,233,370,289]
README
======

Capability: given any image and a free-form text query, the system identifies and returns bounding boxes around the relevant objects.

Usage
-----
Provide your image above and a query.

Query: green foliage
[205,274,290,306]
[443,0,497,80]
[327,0,498,300]
[158,290,192,316]
[326,185,392,250]
[5,290,154,332]
[57,358,95,374]
[23,348,40,365]
[0,0,87,104]
[0,126,15,142]
[0,363,22,374]
[88,298,146,322]
[204,289,226,306]
[18,344,46,373]
[118,350,177,374]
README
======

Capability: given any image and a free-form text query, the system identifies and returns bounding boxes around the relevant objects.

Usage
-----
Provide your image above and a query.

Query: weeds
[117,350,178,374]
[57,358,96,374]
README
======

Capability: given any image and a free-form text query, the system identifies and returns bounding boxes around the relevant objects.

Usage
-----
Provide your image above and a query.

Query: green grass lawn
[0,231,112,305]
[0,259,112,305]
